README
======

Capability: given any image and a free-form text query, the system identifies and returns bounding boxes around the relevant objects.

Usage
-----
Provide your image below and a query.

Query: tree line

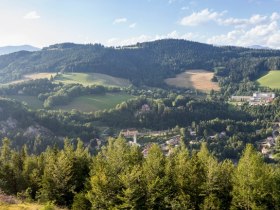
[0,137,280,209]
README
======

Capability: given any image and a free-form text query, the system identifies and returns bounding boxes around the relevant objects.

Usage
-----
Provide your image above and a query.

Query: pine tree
[231,144,271,209]
[40,146,74,206]
[142,144,169,209]
[166,142,192,209]
[87,137,143,209]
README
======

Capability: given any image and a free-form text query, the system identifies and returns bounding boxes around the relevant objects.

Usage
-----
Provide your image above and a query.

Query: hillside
[1,39,280,90]
[0,97,99,153]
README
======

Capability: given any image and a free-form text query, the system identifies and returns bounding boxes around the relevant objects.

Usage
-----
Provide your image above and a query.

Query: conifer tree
[231,144,271,209]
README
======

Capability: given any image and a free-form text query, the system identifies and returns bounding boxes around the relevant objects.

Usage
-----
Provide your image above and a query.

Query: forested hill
[1,39,280,86]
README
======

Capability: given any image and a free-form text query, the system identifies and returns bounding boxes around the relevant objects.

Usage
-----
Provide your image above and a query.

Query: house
[253,92,275,100]
[166,135,180,146]
[231,96,252,102]
[141,104,151,112]
[231,92,275,105]
[120,129,139,137]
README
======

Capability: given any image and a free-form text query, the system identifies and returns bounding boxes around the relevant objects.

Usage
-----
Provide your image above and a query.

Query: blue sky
[1,0,280,48]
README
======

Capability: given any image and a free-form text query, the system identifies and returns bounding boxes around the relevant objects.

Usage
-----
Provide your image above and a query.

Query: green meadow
[54,93,134,112]
[257,70,280,89]
[5,93,134,112]
[54,72,131,87]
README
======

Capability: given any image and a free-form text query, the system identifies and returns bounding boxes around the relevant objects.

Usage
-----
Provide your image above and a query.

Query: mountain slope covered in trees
[1,39,280,89]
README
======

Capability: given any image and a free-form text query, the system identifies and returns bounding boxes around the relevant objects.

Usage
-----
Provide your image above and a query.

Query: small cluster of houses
[142,135,181,157]
[259,123,280,158]
[231,92,275,105]
[121,127,230,157]
[260,137,275,157]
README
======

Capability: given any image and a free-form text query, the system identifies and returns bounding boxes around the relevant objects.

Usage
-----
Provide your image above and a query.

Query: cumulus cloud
[180,9,226,26]
[179,9,280,48]
[219,14,267,27]
[207,20,280,49]
[113,18,127,24]
[24,11,40,20]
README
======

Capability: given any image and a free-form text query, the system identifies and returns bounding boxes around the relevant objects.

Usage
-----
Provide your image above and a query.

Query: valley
[0,39,280,209]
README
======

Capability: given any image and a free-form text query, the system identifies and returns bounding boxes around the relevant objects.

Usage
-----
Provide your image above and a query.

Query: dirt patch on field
[24,73,56,80]
[2,73,56,85]
[165,69,220,92]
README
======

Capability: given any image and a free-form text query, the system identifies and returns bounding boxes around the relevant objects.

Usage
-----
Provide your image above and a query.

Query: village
[119,127,228,157]
[231,92,275,105]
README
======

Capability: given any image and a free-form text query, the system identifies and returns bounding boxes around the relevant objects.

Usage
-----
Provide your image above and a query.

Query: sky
[1,0,280,48]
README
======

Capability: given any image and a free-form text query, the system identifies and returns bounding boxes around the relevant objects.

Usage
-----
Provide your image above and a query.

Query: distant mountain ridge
[0,45,40,55]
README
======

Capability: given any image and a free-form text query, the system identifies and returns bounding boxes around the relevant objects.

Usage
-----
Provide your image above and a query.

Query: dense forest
[0,137,280,209]
[1,39,280,93]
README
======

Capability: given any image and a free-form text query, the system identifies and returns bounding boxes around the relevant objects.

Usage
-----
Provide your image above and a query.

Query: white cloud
[129,23,137,28]
[219,14,267,28]
[113,18,127,24]
[207,20,280,49]
[271,12,280,21]
[180,9,226,26]
[24,11,40,20]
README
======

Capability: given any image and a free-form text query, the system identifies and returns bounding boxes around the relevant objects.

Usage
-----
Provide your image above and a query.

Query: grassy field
[1,73,56,86]
[54,93,134,112]
[4,93,133,112]
[0,72,131,88]
[257,70,280,89]
[164,69,220,92]
[54,72,131,87]
[6,95,44,109]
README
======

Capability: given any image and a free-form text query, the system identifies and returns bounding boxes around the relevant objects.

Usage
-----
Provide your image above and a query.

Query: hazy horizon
[1,0,280,49]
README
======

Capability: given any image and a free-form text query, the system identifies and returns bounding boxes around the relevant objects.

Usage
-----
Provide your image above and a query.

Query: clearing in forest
[165,69,220,92]
[53,72,131,87]
[257,70,280,89]
[54,93,134,112]
[5,93,134,112]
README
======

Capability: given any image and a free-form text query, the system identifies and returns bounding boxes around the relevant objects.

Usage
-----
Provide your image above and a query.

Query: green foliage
[0,136,280,209]
[231,144,275,210]
[40,201,56,210]
[71,192,91,210]
[87,137,144,209]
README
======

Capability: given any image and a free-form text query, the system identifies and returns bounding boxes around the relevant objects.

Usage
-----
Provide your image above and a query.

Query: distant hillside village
[231,92,275,105]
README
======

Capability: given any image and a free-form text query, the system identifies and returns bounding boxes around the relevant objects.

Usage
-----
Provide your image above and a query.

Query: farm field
[4,93,133,112]
[164,69,220,92]
[6,95,44,109]
[0,73,56,86]
[54,72,131,87]
[54,93,134,112]
[257,70,280,89]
